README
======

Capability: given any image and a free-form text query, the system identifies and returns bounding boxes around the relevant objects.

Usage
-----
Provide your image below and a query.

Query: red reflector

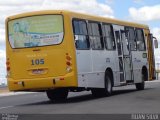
[33,49,41,52]
[66,61,71,66]
[6,62,10,65]
[60,78,64,80]
[7,67,10,71]
[14,82,18,84]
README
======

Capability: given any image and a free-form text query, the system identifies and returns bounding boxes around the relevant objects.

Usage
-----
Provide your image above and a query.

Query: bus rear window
[8,15,64,48]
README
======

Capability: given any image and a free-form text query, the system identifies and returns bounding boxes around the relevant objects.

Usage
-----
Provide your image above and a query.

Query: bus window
[8,15,64,48]
[115,31,122,55]
[125,27,137,51]
[73,20,90,50]
[103,24,115,50]
[88,22,104,50]
[136,29,146,51]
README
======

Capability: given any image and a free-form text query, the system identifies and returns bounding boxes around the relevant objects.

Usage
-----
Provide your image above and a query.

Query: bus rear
[6,11,77,93]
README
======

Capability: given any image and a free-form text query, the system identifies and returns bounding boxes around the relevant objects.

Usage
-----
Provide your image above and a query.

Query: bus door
[113,25,133,83]
[121,29,133,82]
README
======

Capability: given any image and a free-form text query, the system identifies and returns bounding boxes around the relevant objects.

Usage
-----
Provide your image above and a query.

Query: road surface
[0,80,160,114]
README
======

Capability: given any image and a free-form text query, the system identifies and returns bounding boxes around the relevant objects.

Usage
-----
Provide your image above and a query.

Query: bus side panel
[88,50,119,88]
[76,49,118,88]
[132,51,148,83]
[76,50,92,87]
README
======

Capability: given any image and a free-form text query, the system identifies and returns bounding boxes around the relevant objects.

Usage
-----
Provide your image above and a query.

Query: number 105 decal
[31,59,44,65]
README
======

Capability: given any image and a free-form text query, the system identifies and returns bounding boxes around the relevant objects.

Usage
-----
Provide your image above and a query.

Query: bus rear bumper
[7,74,77,91]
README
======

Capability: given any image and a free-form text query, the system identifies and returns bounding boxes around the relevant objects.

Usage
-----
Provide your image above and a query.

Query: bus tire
[46,88,68,101]
[135,68,147,90]
[91,71,113,97]
[135,80,144,90]
[104,71,113,96]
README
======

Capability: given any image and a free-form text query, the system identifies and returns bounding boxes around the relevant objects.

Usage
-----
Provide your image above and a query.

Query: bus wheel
[135,70,147,90]
[104,71,113,96]
[91,71,113,97]
[46,88,68,101]
[135,79,144,90]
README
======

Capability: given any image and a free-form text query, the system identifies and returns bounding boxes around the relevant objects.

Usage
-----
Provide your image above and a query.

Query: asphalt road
[0,80,160,114]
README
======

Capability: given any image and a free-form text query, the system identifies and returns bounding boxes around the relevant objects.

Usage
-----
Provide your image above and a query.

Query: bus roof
[67,11,149,29]
[6,10,149,30]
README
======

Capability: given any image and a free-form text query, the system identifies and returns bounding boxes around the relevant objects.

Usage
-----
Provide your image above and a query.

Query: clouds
[0,0,43,6]
[129,5,160,21]
[152,27,160,40]
[0,0,114,17]
[133,0,145,5]
[40,0,114,18]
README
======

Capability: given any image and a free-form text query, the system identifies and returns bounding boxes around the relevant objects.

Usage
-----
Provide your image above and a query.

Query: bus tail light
[66,53,72,72]
[7,66,11,71]
[6,61,10,66]
[66,66,72,72]
[66,56,71,61]
[6,59,10,70]
[60,77,64,80]
[6,59,11,77]
[66,61,72,66]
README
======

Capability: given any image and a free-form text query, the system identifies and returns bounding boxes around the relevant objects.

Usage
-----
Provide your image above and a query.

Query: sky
[0,0,160,84]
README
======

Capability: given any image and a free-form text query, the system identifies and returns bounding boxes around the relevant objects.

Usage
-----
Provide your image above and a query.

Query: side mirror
[153,37,158,48]
[149,34,158,49]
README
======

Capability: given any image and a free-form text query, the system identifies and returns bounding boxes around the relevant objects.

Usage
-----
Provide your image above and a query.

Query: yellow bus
[5,10,157,101]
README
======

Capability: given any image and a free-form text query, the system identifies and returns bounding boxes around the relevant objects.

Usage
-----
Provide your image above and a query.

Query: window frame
[135,28,146,51]
[7,14,65,49]
[125,26,137,51]
[72,18,90,50]
[88,21,104,50]
[102,23,116,51]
